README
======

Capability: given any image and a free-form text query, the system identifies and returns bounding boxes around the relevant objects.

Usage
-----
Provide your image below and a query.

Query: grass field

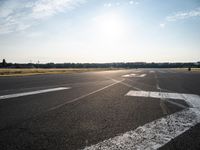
[0,68,118,76]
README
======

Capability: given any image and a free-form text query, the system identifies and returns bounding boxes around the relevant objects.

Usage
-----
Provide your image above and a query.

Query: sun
[93,12,125,39]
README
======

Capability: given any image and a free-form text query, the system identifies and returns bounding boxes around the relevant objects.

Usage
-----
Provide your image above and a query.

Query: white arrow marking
[0,87,71,100]
[83,91,200,150]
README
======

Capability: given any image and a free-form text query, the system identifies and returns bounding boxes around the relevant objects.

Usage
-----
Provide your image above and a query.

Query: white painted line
[139,74,147,77]
[122,74,146,78]
[83,108,200,150]
[48,79,124,111]
[0,87,71,100]
[182,94,200,108]
[156,83,161,90]
[84,90,200,150]
[122,74,131,77]
[126,90,200,107]
[122,74,136,78]
[127,90,150,97]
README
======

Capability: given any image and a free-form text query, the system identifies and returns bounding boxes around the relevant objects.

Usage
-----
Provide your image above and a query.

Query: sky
[0,0,200,63]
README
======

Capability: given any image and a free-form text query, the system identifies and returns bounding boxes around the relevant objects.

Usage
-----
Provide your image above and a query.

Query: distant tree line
[0,59,200,69]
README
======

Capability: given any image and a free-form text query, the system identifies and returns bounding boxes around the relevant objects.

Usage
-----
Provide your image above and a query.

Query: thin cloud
[104,0,140,8]
[32,0,86,19]
[0,0,86,34]
[166,7,200,21]
[159,23,165,28]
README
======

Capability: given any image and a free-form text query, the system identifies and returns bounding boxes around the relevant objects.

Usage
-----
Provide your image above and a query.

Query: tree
[2,59,6,67]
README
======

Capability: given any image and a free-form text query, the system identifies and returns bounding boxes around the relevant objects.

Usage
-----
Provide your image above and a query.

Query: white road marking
[139,74,146,77]
[155,74,170,115]
[84,108,200,150]
[126,90,200,108]
[0,87,71,100]
[48,79,124,111]
[122,74,136,77]
[122,74,146,78]
[84,91,200,150]
[156,84,161,90]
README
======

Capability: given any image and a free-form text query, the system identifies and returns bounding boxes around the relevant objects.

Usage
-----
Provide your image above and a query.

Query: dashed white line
[0,87,71,100]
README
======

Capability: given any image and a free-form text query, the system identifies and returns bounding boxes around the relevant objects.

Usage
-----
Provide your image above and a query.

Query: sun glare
[93,12,125,39]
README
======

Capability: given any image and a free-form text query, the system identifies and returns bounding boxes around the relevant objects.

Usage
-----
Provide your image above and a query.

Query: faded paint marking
[0,87,71,100]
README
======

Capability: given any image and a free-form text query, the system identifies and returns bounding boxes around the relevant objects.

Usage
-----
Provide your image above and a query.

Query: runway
[0,69,200,150]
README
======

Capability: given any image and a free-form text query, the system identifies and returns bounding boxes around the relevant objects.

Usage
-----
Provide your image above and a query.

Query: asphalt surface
[0,69,199,150]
